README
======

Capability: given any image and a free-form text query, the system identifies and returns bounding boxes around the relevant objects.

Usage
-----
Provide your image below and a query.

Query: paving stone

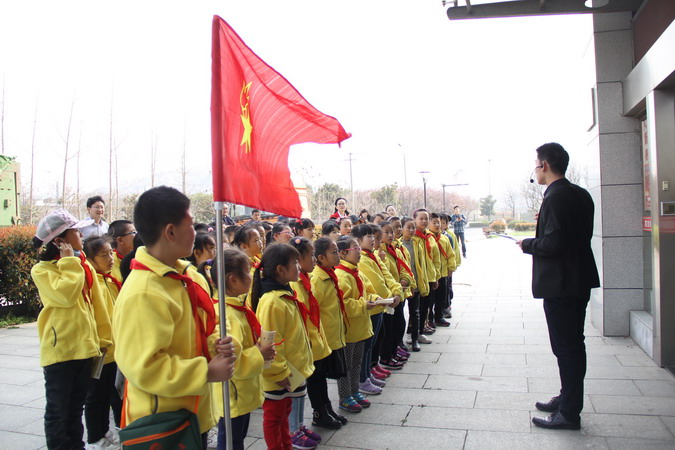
[0,355,42,371]
[465,430,609,449]
[377,387,476,408]
[555,412,674,440]
[658,415,675,438]
[475,391,593,412]
[0,367,45,386]
[589,395,675,415]
[425,343,487,354]
[634,380,675,396]
[324,422,466,449]
[339,402,410,426]
[0,383,46,406]
[426,374,528,393]
[606,437,675,449]
[448,335,524,345]
[405,405,531,432]
[481,363,559,378]
[615,353,661,367]
[0,430,47,449]
[0,404,44,431]
[438,352,526,365]
[528,377,641,396]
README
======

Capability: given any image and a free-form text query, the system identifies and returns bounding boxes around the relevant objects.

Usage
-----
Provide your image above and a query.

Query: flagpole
[214,201,234,450]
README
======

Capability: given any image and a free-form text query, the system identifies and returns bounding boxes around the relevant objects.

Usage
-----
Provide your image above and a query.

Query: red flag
[211,16,350,218]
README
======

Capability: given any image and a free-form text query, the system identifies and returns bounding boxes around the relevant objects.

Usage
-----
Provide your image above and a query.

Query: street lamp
[419,171,430,208]
[441,183,469,214]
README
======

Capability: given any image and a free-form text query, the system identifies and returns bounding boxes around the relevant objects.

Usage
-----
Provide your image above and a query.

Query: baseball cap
[35,209,89,244]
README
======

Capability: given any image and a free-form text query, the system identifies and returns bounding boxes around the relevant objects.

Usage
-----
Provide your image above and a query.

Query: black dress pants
[543,292,590,423]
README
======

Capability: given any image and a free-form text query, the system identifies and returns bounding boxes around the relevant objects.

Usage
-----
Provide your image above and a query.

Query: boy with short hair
[113,186,235,448]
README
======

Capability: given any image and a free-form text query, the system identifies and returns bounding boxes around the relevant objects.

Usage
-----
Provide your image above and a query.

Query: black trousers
[217,413,250,450]
[307,356,330,410]
[418,287,433,333]
[456,232,466,256]
[447,274,453,308]
[85,362,118,443]
[407,293,420,342]
[44,358,92,450]
[543,293,590,423]
[430,277,448,322]
[393,302,407,349]
[378,312,396,361]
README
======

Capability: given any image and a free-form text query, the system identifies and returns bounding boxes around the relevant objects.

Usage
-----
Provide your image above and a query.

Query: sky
[0,0,594,208]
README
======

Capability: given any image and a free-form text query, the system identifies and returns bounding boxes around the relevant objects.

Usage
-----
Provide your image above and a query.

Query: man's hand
[516,240,524,249]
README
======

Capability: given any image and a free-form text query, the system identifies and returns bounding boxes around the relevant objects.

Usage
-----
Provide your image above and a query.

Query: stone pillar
[588,12,643,336]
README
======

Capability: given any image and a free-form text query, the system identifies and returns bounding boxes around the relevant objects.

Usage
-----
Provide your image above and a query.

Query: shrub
[0,226,41,317]
[507,219,524,229]
[469,221,489,228]
[513,222,537,232]
[489,220,507,234]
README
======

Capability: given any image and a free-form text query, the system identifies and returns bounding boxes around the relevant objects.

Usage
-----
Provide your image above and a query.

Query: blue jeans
[44,358,92,450]
[360,313,383,382]
[289,396,305,433]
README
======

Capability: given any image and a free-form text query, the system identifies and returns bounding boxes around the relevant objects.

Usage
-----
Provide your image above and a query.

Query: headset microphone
[529,165,543,184]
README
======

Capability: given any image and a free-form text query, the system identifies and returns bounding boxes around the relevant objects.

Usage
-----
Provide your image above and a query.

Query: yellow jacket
[445,229,462,269]
[404,235,433,297]
[256,288,315,391]
[96,272,120,364]
[212,296,264,419]
[32,256,110,367]
[432,232,455,277]
[111,250,124,283]
[290,275,331,361]
[310,265,347,351]
[336,260,376,343]
[358,250,402,316]
[113,247,215,433]
[381,243,415,298]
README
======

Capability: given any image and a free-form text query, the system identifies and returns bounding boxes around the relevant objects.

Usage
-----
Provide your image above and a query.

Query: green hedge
[512,222,536,231]
[0,226,41,317]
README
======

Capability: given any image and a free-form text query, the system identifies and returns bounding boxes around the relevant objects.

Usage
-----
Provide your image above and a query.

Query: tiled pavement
[2,228,675,449]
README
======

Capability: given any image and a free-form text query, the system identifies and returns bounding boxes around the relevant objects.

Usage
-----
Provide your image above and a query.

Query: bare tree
[181,129,187,194]
[502,185,519,219]
[108,100,114,209]
[76,124,82,218]
[61,97,75,207]
[28,97,38,224]
[521,180,545,214]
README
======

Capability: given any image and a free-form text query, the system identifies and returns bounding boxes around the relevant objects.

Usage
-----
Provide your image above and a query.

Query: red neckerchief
[320,266,350,327]
[336,264,364,298]
[130,259,216,361]
[432,232,448,258]
[102,272,123,291]
[386,244,413,277]
[114,249,125,260]
[250,256,260,269]
[79,252,94,304]
[415,229,433,258]
[282,289,310,328]
[299,272,322,333]
[228,301,261,342]
[362,249,383,272]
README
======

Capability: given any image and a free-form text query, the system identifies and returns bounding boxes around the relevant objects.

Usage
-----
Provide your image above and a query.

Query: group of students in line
[30,186,462,450]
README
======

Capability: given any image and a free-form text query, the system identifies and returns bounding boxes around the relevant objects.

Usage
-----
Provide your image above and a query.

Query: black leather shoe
[532,411,580,430]
[325,402,348,425]
[435,319,450,327]
[312,406,341,429]
[412,341,421,352]
[535,395,560,412]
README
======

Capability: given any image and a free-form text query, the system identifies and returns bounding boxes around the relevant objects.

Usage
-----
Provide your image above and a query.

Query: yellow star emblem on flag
[240,81,253,153]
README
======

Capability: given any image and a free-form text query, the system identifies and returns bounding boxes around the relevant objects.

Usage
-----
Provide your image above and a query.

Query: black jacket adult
[521,178,600,299]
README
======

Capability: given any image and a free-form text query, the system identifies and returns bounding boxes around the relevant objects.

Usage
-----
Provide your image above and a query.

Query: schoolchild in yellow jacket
[31,209,112,450]
[400,216,430,351]
[310,237,350,427]
[379,221,413,367]
[84,235,125,446]
[204,248,274,450]
[289,237,336,439]
[353,223,403,388]
[251,243,314,450]
[429,213,454,329]
[113,187,235,441]
[231,224,264,308]
[335,236,378,414]
[107,219,136,283]
[412,209,441,339]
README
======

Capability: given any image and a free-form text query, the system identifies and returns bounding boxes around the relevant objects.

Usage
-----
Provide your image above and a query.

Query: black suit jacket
[521,178,600,299]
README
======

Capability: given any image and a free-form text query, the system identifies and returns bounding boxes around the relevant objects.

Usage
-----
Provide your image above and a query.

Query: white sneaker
[418,335,432,344]
[405,335,413,345]
[86,437,114,450]
[105,427,121,446]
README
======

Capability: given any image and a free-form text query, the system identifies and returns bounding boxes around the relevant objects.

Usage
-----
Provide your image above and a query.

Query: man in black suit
[517,142,600,430]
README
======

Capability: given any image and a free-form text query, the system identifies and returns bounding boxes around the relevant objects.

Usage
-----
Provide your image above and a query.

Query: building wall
[588,12,644,336]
